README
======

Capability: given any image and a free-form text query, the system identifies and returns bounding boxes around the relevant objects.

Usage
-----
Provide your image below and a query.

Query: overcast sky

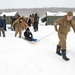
[0,0,75,9]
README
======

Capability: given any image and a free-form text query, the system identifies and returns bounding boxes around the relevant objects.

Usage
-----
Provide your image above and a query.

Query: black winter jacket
[24,31,33,41]
[0,18,5,27]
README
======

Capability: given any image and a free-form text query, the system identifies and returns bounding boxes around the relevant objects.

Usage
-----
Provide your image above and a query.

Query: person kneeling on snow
[24,28,37,41]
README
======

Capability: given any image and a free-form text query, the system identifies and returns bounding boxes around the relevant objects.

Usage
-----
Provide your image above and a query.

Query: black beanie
[26,28,30,31]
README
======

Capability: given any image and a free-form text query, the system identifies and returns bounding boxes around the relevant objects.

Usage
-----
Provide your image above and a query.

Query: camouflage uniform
[31,14,34,26]
[54,15,75,49]
[54,11,75,61]
[12,18,25,38]
[2,15,7,31]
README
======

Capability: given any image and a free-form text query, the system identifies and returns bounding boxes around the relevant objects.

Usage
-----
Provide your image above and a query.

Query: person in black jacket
[24,28,33,41]
[0,17,5,37]
[2,15,7,31]
[24,28,37,41]
[34,13,39,32]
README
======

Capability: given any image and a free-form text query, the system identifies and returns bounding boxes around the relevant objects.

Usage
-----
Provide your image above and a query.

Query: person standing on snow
[2,15,7,31]
[12,17,25,38]
[0,17,5,37]
[22,16,29,29]
[34,13,39,32]
[31,14,34,27]
[54,11,75,61]
[9,16,13,31]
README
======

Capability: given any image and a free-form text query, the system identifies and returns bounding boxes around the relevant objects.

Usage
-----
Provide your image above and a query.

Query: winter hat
[67,11,73,16]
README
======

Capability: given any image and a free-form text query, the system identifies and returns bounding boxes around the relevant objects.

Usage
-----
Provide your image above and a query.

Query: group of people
[9,13,39,38]
[0,11,75,61]
[0,13,39,40]
[27,13,39,32]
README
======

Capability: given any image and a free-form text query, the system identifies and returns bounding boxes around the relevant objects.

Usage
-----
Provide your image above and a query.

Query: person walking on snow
[54,11,75,61]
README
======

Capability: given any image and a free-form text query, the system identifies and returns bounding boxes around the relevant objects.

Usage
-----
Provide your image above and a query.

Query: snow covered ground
[0,24,75,75]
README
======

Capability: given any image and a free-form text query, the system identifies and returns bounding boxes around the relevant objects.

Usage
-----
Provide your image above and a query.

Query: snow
[46,11,75,16]
[56,12,67,16]
[46,11,67,16]
[46,11,55,16]
[0,23,75,75]
[0,11,18,16]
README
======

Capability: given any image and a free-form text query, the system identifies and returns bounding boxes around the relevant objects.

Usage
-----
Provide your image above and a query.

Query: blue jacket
[0,18,5,27]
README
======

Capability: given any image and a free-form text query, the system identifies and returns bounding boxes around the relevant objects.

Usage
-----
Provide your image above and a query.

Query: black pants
[34,22,38,31]
[4,24,7,31]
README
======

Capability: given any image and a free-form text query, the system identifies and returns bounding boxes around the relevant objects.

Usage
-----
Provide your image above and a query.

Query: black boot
[56,45,62,55]
[62,50,70,61]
